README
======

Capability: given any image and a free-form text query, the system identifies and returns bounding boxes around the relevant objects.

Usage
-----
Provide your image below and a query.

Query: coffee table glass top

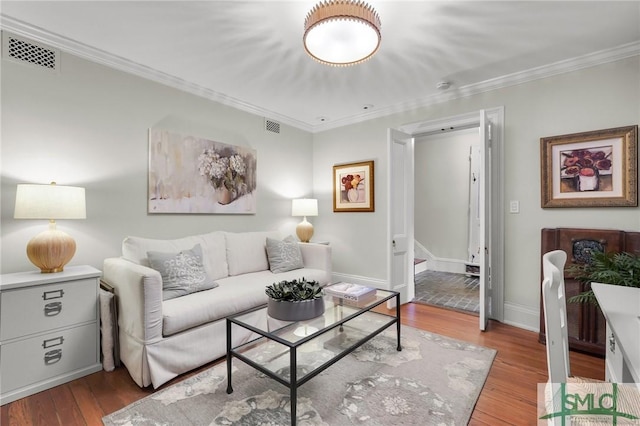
[227,289,399,383]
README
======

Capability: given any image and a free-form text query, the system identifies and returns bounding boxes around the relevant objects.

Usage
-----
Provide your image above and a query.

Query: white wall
[1,50,315,273]
[313,56,640,329]
[415,129,478,262]
[2,42,639,331]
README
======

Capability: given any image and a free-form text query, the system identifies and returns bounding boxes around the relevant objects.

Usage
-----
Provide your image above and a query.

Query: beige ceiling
[1,1,639,132]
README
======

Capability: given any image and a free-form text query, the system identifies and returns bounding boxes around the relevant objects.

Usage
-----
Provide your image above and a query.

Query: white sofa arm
[102,257,163,344]
[298,243,332,284]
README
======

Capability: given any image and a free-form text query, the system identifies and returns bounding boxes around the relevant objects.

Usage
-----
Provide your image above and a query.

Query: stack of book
[324,283,376,304]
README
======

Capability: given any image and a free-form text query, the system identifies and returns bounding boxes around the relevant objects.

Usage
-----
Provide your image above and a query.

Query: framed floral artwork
[540,125,638,208]
[148,129,257,214]
[333,160,374,212]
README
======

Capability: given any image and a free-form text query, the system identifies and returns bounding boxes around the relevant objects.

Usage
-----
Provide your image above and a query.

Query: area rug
[103,325,496,425]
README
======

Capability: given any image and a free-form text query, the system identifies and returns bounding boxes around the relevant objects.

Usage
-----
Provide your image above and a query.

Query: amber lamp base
[26,221,76,273]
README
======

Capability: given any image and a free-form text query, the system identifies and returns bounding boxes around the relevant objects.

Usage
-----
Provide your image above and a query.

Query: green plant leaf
[566,251,640,306]
[265,277,323,301]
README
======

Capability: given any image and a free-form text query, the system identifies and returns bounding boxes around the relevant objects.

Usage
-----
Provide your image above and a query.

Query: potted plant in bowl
[265,278,324,321]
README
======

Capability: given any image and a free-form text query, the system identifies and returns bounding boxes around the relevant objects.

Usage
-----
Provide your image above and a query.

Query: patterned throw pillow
[147,244,218,300]
[266,237,304,273]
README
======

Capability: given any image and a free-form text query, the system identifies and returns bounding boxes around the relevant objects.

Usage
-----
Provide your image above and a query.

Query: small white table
[0,266,103,405]
[591,282,640,384]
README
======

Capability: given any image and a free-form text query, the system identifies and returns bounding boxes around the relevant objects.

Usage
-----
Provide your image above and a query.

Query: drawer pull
[44,349,62,365]
[44,301,62,316]
[43,289,64,300]
[42,336,64,349]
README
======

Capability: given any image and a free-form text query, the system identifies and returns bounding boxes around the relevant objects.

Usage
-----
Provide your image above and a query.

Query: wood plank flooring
[1,303,604,425]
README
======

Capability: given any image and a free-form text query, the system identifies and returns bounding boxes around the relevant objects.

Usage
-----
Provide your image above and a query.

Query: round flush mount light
[303,0,381,67]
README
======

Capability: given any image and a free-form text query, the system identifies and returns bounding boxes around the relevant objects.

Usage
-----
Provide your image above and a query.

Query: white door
[388,128,414,304]
[479,110,491,330]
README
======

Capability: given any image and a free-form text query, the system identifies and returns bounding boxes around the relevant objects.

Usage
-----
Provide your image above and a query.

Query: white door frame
[394,107,505,322]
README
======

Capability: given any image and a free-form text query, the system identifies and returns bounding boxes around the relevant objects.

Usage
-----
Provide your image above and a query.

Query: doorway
[413,127,481,314]
[389,107,505,328]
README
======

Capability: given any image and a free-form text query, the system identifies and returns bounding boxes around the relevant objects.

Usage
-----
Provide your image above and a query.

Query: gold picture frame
[540,125,638,208]
[333,161,375,212]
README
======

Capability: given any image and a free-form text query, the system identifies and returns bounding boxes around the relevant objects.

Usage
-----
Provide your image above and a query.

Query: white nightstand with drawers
[0,265,102,405]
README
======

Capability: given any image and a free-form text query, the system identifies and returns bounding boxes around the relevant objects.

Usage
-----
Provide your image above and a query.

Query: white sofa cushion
[122,231,229,280]
[161,267,328,336]
[162,272,269,336]
[225,231,280,276]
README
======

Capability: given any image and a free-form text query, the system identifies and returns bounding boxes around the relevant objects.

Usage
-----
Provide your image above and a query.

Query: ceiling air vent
[265,119,281,134]
[2,33,59,72]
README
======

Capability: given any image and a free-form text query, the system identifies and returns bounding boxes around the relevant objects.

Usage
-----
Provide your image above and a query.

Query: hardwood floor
[1,303,604,425]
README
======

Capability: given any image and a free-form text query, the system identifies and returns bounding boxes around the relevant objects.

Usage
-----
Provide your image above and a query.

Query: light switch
[509,200,520,213]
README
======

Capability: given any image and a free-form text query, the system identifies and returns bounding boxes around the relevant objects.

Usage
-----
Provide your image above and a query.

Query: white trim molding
[414,240,468,274]
[314,42,640,132]
[0,17,314,133]
[503,302,539,332]
[1,15,638,134]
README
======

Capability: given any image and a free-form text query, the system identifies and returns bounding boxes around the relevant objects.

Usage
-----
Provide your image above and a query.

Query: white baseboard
[414,242,467,275]
[428,259,466,274]
[502,302,539,332]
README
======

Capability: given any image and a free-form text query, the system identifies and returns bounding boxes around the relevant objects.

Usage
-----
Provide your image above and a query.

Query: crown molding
[0,15,314,133]
[2,15,638,134]
[313,41,640,132]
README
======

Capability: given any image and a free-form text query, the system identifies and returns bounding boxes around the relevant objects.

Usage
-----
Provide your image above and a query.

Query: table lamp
[14,182,86,273]
[292,198,318,243]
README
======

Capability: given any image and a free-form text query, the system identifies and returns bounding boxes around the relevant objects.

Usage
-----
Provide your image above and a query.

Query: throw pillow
[147,244,218,300]
[266,237,304,273]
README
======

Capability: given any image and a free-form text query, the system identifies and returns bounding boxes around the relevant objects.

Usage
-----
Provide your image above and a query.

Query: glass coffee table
[226,289,401,426]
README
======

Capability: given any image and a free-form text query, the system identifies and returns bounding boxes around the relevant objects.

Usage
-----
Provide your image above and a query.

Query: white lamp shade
[14,183,86,220]
[292,199,318,217]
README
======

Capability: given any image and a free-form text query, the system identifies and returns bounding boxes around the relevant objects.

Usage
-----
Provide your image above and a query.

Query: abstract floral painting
[148,129,257,214]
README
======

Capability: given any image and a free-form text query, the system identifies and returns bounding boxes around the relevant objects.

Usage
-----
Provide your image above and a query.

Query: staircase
[414,258,427,275]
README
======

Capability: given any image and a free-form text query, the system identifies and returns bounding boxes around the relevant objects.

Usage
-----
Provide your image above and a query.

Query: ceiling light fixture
[303,0,381,67]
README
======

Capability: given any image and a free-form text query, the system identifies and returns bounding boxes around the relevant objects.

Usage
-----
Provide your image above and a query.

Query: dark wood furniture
[540,227,640,357]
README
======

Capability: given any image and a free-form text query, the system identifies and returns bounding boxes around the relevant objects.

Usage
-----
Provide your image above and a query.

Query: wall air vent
[2,33,59,72]
[265,119,281,134]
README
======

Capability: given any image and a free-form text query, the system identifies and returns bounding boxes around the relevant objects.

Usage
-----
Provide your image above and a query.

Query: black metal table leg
[290,347,297,426]
[396,293,402,351]
[226,319,234,394]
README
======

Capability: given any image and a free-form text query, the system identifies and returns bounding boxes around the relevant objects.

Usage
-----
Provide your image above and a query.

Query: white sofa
[102,230,332,388]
